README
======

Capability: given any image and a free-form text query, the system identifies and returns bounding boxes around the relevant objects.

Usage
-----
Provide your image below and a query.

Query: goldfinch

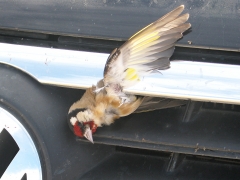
[68,5,190,143]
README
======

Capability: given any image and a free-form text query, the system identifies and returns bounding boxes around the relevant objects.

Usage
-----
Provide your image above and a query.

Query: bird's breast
[92,94,121,126]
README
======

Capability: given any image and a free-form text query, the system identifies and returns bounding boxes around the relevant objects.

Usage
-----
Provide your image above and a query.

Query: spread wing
[103,5,190,93]
[134,96,187,113]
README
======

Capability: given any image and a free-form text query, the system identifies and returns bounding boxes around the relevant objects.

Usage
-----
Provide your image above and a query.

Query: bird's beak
[84,126,94,144]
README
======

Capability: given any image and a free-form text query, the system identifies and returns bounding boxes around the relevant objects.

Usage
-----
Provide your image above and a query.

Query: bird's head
[68,108,97,143]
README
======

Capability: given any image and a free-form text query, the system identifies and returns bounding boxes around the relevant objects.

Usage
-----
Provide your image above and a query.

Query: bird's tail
[134,96,187,113]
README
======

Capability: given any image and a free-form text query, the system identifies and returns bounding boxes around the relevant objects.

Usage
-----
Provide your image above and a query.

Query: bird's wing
[103,5,190,91]
[134,96,187,113]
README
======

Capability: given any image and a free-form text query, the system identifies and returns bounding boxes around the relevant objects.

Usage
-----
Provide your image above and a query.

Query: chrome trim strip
[0,107,42,180]
[0,43,240,105]
[177,43,240,52]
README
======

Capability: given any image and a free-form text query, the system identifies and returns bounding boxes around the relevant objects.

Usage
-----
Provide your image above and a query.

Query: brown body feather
[69,85,144,127]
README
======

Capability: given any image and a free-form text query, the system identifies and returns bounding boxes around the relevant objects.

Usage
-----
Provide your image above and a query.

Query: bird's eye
[84,123,90,129]
[73,121,84,137]
[83,121,97,133]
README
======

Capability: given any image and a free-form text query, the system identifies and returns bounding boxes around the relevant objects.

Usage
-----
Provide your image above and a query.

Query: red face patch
[73,121,98,137]
[73,122,83,137]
